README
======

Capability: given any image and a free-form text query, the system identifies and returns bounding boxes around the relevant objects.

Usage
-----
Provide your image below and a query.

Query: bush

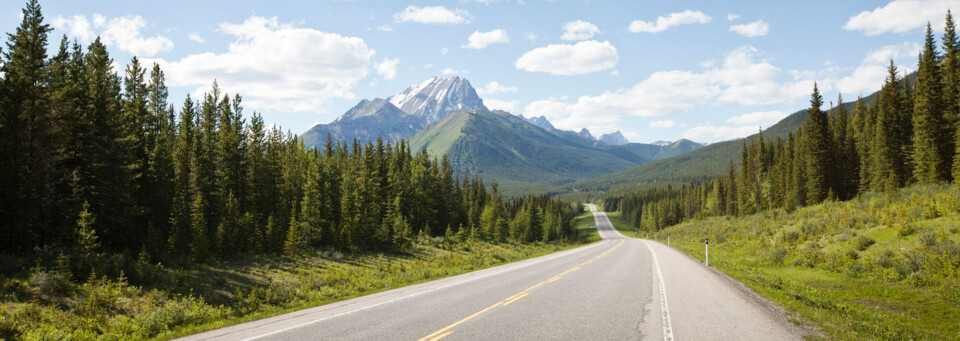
[896,223,916,237]
[874,250,896,269]
[854,236,875,251]
[919,232,938,247]
[29,269,73,297]
[765,246,788,265]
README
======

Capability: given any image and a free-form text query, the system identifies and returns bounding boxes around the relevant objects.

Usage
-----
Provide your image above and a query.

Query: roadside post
[667,236,670,247]
[705,238,709,267]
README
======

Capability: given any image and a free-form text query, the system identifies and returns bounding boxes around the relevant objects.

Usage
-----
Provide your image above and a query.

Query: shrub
[919,231,938,247]
[874,250,896,269]
[896,223,916,237]
[28,269,73,297]
[854,236,875,251]
[765,246,788,265]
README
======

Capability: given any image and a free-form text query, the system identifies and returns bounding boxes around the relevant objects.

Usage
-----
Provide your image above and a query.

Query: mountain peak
[578,128,594,140]
[523,115,555,130]
[388,76,487,123]
[598,131,629,145]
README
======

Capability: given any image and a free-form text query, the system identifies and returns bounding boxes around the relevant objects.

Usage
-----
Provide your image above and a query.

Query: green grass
[0,237,599,340]
[641,183,960,340]
[574,211,601,244]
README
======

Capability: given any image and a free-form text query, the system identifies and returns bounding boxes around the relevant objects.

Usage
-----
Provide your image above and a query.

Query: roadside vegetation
[601,12,960,339]
[0,236,596,340]
[0,1,592,340]
[653,183,960,340]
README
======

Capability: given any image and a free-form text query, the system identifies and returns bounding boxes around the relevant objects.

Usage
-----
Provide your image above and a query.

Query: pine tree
[84,37,134,250]
[944,11,960,178]
[168,96,196,256]
[0,0,54,252]
[803,84,832,204]
[912,23,948,183]
[872,62,910,191]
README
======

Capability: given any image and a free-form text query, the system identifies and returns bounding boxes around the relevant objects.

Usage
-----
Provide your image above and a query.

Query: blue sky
[0,0,949,143]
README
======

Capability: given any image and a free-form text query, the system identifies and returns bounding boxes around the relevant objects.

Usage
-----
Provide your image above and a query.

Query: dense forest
[0,0,580,278]
[606,14,960,231]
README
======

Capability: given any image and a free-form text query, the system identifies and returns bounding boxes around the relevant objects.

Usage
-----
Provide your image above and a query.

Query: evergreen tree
[0,0,53,252]
[911,23,948,183]
[944,11,960,175]
[872,62,910,191]
[803,84,832,204]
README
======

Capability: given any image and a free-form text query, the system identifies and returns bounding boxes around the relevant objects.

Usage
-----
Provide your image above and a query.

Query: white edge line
[644,240,674,341]
[238,239,612,341]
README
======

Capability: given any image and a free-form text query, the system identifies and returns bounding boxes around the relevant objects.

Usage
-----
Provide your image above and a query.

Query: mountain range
[299,76,704,196]
[301,76,487,147]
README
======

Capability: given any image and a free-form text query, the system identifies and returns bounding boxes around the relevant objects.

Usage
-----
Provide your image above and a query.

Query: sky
[0,0,951,143]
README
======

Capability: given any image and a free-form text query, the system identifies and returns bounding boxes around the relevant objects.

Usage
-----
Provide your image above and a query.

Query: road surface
[180,205,810,340]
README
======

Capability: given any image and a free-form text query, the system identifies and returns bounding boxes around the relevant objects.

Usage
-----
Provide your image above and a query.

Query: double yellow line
[417,240,625,341]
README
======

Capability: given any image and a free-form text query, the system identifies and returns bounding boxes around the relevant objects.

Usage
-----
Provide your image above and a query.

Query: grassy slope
[0,237,599,340]
[626,184,960,340]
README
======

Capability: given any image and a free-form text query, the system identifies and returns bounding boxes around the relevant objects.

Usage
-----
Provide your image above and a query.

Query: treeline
[0,1,578,271]
[606,13,960,231]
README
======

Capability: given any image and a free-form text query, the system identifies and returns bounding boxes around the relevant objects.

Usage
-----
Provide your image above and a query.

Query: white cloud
[628,10,711,33]
[484,99,518,112]
[726,110,787,126]
[462,29,509,49]
[837,42,920,95]
[440,47,449,54]
[148,15,374,114]
[524,32,537,42]
[522,45,825,135]
[727,13,740,21]
[650,120,677,128]
[515,40,618,75]
[710,45,817,106]
[845,0,960,35]
[730,19,770,37]
[561,20,600,41]
[51,14,174,56]
[477,81,518,95]
[683,125,759,142]
[51,15,95,42]
[375,58,399,80]
[188,33,204,43]
[377,24,393,32]
[394,6,471,25]
[442,68,468,75]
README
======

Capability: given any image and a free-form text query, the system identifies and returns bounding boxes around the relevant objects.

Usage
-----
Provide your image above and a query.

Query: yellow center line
[501,292,529,306]
[425,330,454,341]
[416,240,624,341]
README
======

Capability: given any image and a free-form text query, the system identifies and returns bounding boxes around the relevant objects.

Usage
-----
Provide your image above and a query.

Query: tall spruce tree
[803,84,832,204]
[0,0,53,252]
[912,23,948,183]
[944,11,960,177]
[872,62,910,191]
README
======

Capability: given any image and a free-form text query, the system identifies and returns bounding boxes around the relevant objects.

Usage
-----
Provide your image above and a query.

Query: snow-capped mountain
[388,76,487,124]
[301,76,488,147]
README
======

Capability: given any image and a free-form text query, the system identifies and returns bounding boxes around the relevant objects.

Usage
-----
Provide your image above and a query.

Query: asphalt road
[180,205,810,340]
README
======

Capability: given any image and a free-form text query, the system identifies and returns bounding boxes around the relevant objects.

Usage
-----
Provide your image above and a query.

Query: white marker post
[667,236,670,247]
[705,238,709,267]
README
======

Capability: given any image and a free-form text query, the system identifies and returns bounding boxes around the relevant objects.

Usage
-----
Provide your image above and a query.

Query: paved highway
[180,205,810,340]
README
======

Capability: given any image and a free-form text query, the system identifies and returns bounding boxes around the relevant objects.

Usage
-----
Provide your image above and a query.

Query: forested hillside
[605,19,960,234]
[570,88,892,196]
[0,1,581,270]
[0,2,591,339]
